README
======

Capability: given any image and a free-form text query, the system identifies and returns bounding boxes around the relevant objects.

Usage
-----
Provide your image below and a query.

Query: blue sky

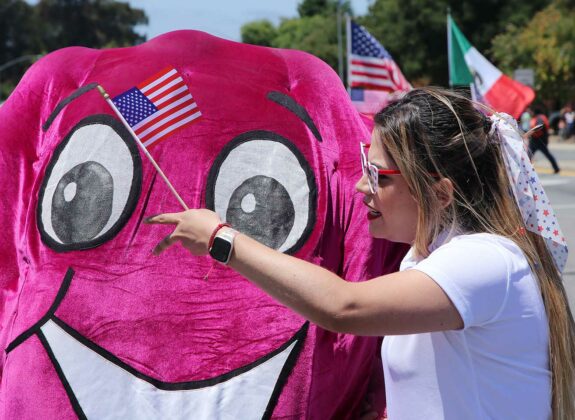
[127,1,372,41]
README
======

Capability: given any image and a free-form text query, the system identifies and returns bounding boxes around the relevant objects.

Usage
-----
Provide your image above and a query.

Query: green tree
[273,14,339,69]
[358,0,550,86]
[298,0,338,17]
[491,2,575,102]
[241,19,277,47]
[1,0,148,99]
[37,0,148,51]
[240,0,351,77]
[0,1,43,98]
[1,1,42,63]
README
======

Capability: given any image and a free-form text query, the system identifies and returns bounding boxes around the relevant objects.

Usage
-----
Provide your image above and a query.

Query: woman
[146,88,575,419]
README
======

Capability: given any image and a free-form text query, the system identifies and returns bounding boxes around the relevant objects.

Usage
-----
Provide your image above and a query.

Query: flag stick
[97,85,189,211]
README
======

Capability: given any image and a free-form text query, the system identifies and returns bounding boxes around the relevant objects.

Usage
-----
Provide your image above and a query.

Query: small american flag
[112,67,201,148]
[349,21,411,92]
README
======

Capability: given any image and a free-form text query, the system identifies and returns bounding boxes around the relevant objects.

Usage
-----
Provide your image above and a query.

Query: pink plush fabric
[0,31,408,419]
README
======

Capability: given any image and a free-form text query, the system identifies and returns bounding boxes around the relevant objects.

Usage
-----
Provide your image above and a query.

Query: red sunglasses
[360,142,401,193]
[360,142,439,193]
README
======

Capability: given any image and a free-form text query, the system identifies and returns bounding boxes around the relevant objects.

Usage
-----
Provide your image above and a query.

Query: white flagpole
[97,85,189,211]
[346,14,352,94]
[447,7,453,89]
[337,0,344,82]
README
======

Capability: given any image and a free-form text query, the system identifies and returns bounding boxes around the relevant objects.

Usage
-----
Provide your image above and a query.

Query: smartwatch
[208,227,238,264]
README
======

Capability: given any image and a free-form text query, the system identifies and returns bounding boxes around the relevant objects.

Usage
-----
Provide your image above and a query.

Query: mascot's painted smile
[8,270,306,419]
[0,31,406,419]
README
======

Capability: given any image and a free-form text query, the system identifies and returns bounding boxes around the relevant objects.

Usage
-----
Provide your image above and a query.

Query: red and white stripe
[462,47,534,119]
[134,67,201,147]
[349,54,411,92]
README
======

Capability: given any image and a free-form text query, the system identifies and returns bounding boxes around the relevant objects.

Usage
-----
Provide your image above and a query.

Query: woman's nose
[355,174,371,195]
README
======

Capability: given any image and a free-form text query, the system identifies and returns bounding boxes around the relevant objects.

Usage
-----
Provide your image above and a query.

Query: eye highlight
[37,115,142,252]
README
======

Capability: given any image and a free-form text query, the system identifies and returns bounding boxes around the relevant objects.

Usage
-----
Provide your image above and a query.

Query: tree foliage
[297,0,346,17]
[359,0,550,86]
[0,0,43,94]
[0,1,41,64]
[241,20,277,47]
[491,2,575,102]
[273,14,339,70]
[240,0,351,76]
[37,0,148,51]
[0,0,147,99]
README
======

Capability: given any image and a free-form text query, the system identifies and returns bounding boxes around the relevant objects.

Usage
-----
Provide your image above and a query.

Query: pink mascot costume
[0,31,407,418]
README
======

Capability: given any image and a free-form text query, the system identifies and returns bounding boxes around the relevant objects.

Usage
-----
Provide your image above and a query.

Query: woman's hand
[145,209,222,256]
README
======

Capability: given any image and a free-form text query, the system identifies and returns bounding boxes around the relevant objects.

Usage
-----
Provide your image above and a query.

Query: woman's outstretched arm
[146,209,463,336]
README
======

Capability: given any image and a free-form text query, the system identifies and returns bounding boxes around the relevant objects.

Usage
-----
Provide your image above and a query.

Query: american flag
[351,88,405,118]
[112,67,201,148]
[348,21,411,92]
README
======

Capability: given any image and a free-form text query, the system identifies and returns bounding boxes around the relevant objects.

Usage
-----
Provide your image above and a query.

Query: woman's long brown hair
[374,87,575,419]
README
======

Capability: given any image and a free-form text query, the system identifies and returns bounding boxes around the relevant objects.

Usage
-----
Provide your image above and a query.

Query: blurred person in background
[520,107,532,132]
[563,105,575,140]
[529,108,560,174]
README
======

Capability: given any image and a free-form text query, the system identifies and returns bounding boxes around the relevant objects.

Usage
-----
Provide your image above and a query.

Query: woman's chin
[368,220,385,238]
[368,222,413,244]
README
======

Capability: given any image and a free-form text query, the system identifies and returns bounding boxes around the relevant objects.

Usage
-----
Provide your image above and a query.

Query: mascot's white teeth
[40,319,298,419]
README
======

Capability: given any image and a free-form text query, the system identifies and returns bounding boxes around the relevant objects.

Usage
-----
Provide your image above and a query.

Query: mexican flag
[448,15,534,119]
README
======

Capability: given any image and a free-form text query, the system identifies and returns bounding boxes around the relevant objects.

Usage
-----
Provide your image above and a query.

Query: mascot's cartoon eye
[37,115,142,252]
[206,131,317,254]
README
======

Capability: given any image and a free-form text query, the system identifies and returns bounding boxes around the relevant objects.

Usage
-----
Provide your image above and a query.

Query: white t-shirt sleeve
[411,237,511,328]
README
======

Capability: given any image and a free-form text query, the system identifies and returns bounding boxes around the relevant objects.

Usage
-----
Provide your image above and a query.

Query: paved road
[533,139,575,175]
[538,174,575,311]
[533,140,575,312]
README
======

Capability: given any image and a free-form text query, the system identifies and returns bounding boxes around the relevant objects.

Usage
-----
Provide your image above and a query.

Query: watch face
[210,236,233,263]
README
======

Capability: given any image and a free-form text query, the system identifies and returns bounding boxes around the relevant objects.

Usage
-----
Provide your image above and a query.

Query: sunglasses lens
[360,143,378,193]
[360,144,368,174]
[368,165,377,193]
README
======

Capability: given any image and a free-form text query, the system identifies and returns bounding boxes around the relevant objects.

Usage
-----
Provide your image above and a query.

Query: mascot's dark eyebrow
[267,91,322,143]
[42,83,99,131]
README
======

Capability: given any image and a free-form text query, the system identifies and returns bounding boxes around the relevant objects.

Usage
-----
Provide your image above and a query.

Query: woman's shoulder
[411,232,532,327]
[401,232,528,274]
[448,232,520,251]
[441,232,529,270]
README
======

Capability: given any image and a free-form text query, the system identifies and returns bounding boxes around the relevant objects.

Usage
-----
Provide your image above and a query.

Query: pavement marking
[535,167,575,177]
[548,142,575,151]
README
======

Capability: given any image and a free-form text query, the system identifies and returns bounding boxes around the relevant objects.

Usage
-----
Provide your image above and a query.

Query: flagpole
[345,14,352,94]
[96,85,190,211]
[447,7,453,89]
[337,0,344,82]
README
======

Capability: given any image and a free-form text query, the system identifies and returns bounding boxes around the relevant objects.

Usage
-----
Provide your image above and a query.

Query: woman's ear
[434,178,454,209]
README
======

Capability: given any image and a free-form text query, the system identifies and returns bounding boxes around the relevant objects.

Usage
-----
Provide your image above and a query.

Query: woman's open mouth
[363,200,382,220]
[366,206,382,220]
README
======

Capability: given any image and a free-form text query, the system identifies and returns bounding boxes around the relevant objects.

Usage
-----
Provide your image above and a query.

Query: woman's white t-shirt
[382,233,551,419]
